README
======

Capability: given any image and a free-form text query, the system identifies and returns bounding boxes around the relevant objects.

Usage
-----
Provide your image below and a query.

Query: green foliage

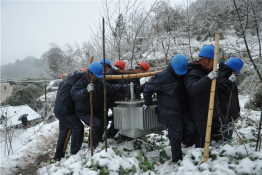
[159,148,168,164]
[119,165,136,175]
[3,83,44,109]
[133,139,143,150]
[245,85,262,110]
[112,147,121,156]
[101,145,109,151]
[100,167,110,175]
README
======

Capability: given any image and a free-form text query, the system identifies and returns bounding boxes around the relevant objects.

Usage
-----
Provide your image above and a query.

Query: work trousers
[166,123,184,162]
[79,114,104,140]
[194,116,226,148]
[54,114,84,160]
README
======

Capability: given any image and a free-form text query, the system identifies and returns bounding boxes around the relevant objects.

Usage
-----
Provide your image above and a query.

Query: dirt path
[14,130,59,175]
[1,121,59,175]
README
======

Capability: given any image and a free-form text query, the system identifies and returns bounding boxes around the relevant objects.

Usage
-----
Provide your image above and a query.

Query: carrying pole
[105,71,160,80]
[203,31,220,163]
[102,17,108,152]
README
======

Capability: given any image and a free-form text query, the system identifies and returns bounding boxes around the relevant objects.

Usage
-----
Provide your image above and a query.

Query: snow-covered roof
[0,105,41,127]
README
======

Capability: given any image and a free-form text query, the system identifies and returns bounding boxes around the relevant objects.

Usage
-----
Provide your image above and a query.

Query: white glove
[207,70,218,80]
[142,104,149,111]
[87,83,95,92]
[229,74,237,82]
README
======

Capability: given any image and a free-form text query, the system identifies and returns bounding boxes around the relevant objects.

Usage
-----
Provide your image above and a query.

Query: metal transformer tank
[113,99,166,138]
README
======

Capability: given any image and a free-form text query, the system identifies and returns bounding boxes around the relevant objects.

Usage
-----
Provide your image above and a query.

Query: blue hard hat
[99,58,111,67]
[226,57,244,75]
[171,54,188,75]
[199,45,215,59]
[88,62,103,78]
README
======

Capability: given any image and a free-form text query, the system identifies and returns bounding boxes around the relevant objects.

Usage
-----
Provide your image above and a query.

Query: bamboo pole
[203,31,220,163]
[105,71,161,80]
[102,17,108,152]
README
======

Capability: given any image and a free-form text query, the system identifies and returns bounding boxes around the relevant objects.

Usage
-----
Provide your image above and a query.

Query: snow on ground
[1,96,261,175]
[0,105,41,128]
[0,121,59,174]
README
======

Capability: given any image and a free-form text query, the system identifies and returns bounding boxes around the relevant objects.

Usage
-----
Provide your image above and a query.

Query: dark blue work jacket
[53,71,86,115]
[71,75,124,117]
[217,62,240,120]
[143,64,186,124]
[184,63,225,122]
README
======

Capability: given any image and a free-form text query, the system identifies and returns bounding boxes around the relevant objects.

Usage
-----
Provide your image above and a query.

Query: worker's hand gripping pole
[203,31,220,163]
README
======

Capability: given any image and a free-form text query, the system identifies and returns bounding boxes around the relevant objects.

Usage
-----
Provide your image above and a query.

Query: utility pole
[4,110,8,156]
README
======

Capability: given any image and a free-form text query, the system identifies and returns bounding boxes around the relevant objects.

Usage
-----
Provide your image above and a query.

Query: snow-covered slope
[1,96,261,175]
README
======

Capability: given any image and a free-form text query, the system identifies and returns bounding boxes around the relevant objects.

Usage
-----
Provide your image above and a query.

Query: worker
[99,58,112,73]
[184,45,227,148]
[130,62,150,98]
[71,62,127,148]
[143,54,189,163]
[217,57,244,140]
[53,70,86,161]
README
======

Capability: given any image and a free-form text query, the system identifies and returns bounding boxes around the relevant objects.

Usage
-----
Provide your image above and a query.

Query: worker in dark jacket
[71,62,126,148]
[143,54,189,163]
[53,70,86,161]
[217,57,244,139]
[100,59,125,138]
[184,45,227,148]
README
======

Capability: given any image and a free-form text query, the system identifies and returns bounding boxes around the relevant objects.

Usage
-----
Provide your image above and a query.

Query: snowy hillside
[0,95,261,175]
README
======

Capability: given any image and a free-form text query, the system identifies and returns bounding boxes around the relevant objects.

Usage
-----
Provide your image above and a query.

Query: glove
[229,74,237,82]
[142,104,149,111]
[87,83,95,92]
[207,70,218,80]
[123,84,130,90]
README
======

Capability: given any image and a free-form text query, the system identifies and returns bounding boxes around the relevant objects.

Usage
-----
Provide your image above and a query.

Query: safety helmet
[99,58,111,68]
[114,60,126,70]
[137,62,150,71]
[226,57,244,75]
[171,54,188,75]
[88,62,103,78]
[79,68,87,71]
[61,73,68,80]
[199,45,215,59]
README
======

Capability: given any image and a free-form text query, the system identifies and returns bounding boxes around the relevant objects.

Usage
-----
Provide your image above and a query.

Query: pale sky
[1,0,185,65]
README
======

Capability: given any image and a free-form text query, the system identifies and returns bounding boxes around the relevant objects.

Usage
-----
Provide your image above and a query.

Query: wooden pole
[226,90,233,120]
[203,31,220,163]
[102,17,108,152]
[89,56,94,156]
[90,75,94,156]
[105,71,161,80]
[63,129,72,152]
